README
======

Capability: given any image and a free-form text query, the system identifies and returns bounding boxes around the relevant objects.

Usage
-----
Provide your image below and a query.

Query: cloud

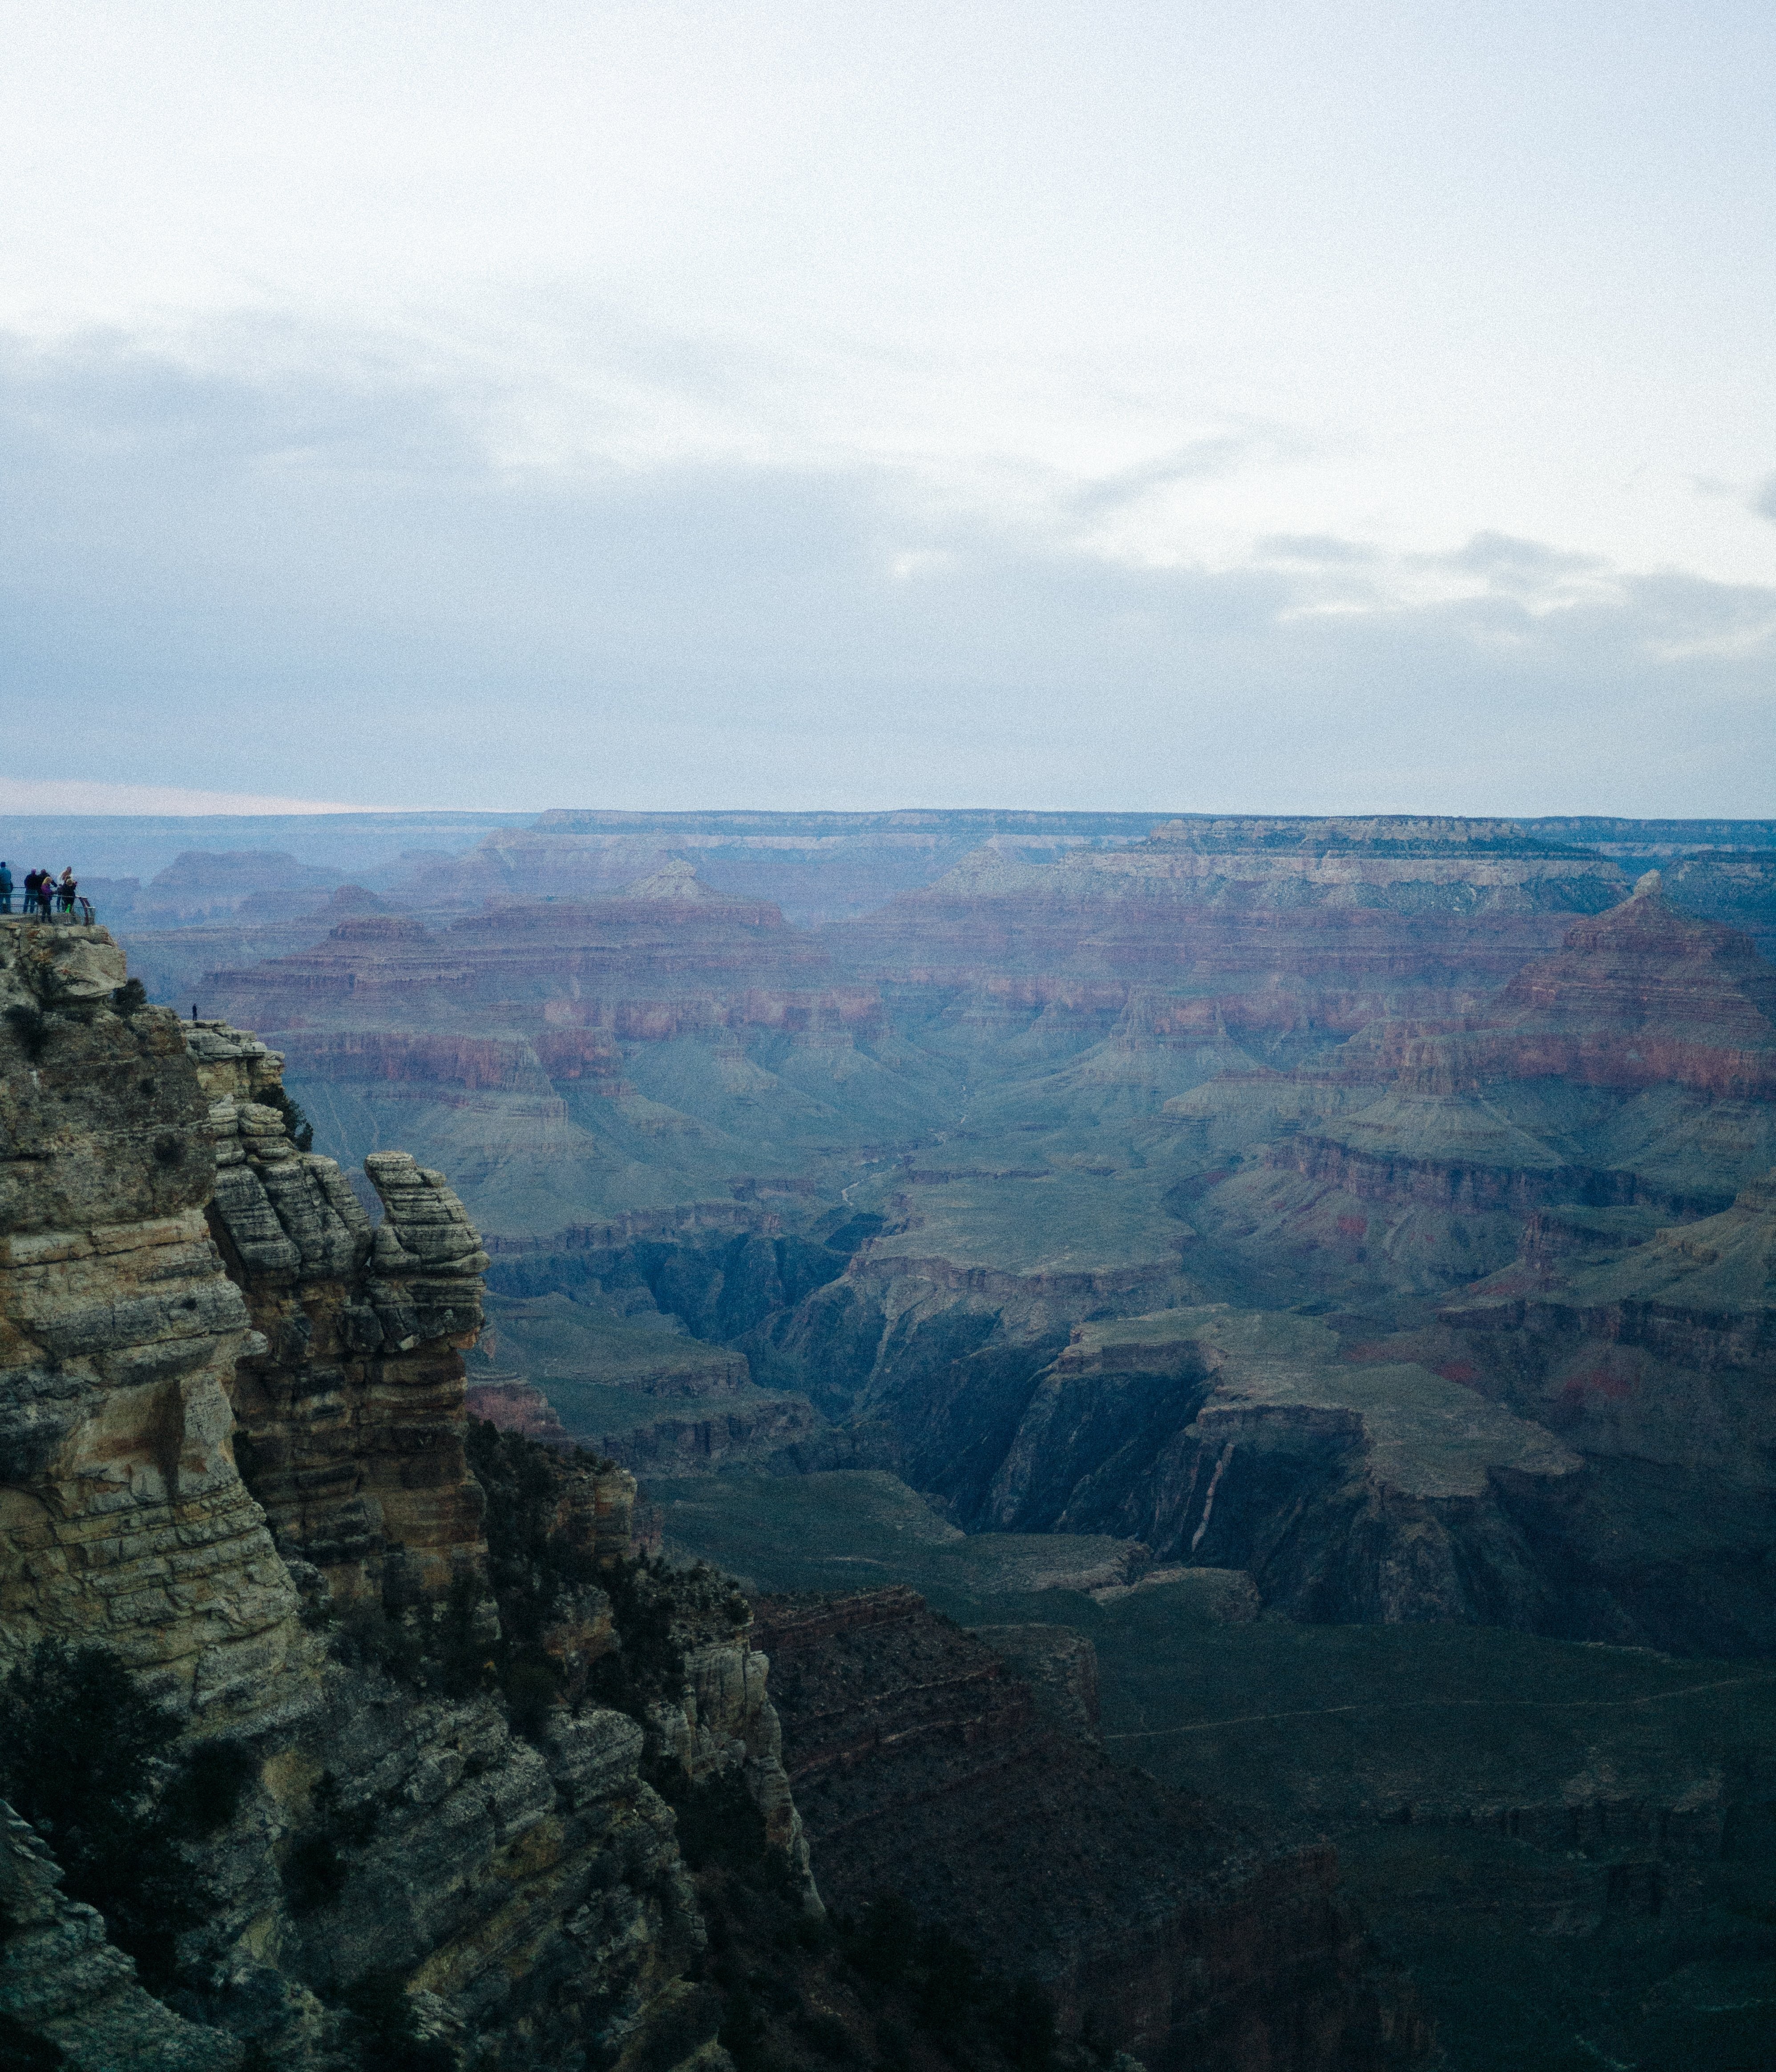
[0,780,367,815]
[1256,534,1382,566]
[0,329,1772,817]
[1064,434,1283,518]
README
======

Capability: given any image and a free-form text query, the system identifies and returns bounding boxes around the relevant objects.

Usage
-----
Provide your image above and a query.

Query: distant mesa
[618,858,724,901]
[326,882,389,912]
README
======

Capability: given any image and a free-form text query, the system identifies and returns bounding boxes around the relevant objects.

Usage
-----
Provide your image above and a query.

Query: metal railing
[0,895,97,925]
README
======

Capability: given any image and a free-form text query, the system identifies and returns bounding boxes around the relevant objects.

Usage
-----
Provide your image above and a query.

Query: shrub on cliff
[589,1555,686,1718]
[254,1081,314,1152]
[466,1419,601,1635]
[0,1642,255,1989]
[689,1830,1059,2072]
[2,1003,49,1061]
[0,2012,65,2068]
[330,1569,496,1709]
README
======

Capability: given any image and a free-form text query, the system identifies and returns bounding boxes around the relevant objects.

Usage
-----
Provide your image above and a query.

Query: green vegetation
[255,1080,315,1152]
[837,1894,1056,2072]
[653,1469,1145,1612]
[0,1641,254,1989]
[0,2013,65,2069]
[856,1167,1189,1278]
[2,1004,48,1061]
[327,1571,492,1706]
[283,1769,380,1916]
[337,1970,454,2072]
[319,1424,619,1737]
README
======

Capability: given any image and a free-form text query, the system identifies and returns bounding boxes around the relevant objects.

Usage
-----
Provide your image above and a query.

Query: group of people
[0,863,85,920]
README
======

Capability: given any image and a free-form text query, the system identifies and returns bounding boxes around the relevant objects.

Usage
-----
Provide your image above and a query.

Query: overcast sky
[3,1,1773,815]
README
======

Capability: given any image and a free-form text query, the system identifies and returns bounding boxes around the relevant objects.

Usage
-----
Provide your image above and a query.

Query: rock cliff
[0,926,810,2070]
[1168,875,1776,1307]
[0,925,308,1726]
[753,1587,1427,2072]
[194,1018,492,1607]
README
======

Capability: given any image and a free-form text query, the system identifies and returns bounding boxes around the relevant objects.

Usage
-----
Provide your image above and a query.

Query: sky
[2,1,1773,816]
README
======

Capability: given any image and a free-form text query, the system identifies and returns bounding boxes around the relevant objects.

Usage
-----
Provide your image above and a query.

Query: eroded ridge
[195,1018,492,1605]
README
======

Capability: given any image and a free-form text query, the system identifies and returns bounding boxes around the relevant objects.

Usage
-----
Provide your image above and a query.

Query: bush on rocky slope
[0,1642,253,1990]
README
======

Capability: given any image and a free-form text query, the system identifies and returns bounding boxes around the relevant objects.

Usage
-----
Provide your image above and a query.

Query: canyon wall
[93,824,1776,1660]
[754,1587,1427,2072]
[0,924,309,1727]
[0,927,809,2071]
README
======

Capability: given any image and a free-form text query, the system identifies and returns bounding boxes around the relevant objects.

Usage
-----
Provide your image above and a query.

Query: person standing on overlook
[22,868,40,915]
[56,868,77,917]
[0,862,11,913]
[35,871,54,920]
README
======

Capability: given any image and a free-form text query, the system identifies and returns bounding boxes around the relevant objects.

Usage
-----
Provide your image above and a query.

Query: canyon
[5,805,1774,2068]
[0,919,1424,2071]
[93,816,1776,1660]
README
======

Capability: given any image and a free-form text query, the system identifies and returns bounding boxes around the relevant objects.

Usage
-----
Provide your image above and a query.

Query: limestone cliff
[0,925,308,1725]
[194,1018,490,1606]
[0,929,806,2071]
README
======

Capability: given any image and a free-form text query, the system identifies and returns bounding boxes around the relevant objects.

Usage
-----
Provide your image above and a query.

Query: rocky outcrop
[466,1376,572,1442]
[753,1587,1424,2071]
[0,1799,242,2069]
[0,933,813,2071]
[0,925,309,1725]
[206,880,827,1027]
[193,1020,490,1608]
[976,1305,1583,1629]
[1433,1167,1776,1652]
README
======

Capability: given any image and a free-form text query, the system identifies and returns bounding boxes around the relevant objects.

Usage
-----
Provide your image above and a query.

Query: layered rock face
[753,1587,1424,2072]
[0,923,307,1724]
[0,936,819,2071]
[206,875,828,1029]
[825,819,1633,1055]
[975,1306,1583,1629]
[193,1019,491,1605]
[1435,1167,1776,1652]
[385,808,1182,926]
[1171,876,1776,1306]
